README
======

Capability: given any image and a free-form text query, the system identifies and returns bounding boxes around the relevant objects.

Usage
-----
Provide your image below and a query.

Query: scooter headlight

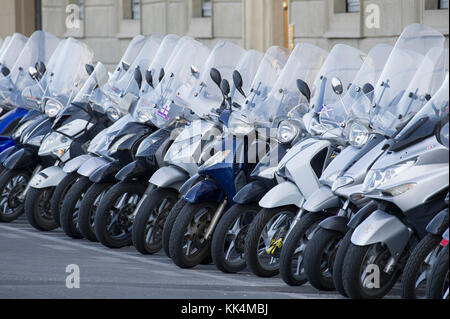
[39,132,72,158]
[362,160,416,193]
[277,121,299,144]
[106,106,120,122]
[44,100,63,118]
[200,149,232,170]
[13,121,33,140]
[228,114,253,136]
[349,122,370,148]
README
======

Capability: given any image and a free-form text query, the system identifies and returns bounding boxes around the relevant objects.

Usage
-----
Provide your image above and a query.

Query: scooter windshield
[108,35,146,83]
[133,37,211,127]
[372,47,448,136]
[0,33,28,76]
[395,74,449,141]
[319,44,393,133]
[179,40,247,118]
[72,62,109,104]
[0,31,60,107]
[102,34,163,105]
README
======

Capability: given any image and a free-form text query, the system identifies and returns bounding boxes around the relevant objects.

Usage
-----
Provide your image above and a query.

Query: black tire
[304,228,342,291]
[332,229,353,297]
[50,173,79,226]
[25,187,57,231]
[132,188,179,255]
[0,169,30,222]
[342,242,402,299]
[169,202,218,268]
[279,212,333,286]
[60,177,92,239]
[162,198,186,257]
[245,206,297,278]
[426,245,449,299]
[211,203,260,273]
[78,182,112,242]
[401,233,442,299]
[94,181,146,248]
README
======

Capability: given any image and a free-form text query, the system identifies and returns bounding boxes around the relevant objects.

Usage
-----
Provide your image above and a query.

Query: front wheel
[279,212,332,286]
[60,177,92,239]
[132,188,179,255]
[50,173,79,226]
[0,169,30,222]
[342,242,403,299]
[211,203,259,273]
[94,181,146,248]
[244,206,297,278]
[401,233,442,299]
[426,245,449,299]
[162,198,186,258]
[169,202,218,268]
[25,187,57,231]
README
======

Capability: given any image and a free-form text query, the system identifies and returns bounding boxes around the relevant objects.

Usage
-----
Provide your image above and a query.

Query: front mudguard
[0,137,15,153]
[3,147,38,170]
[318,216,349,234]
[0,144,21,164]
[29,166,67,189]
[77,156,109,178]
[115,158,155,182]
[347,201,379,229]
[149,166,190,191]
[259,181,303,208]
[233,180,272,205]
[425,209,449,236]
[63,154,93,174]
[89,161,123,183]
[351,210,412,260]
[303,186,341,212]
[184,179,225,204]
[179,173,202,196]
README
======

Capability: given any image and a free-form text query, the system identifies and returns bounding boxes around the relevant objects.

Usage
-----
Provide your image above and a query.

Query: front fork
[204,199,228,240]
[129,183,155,222]
[18,160,59,201]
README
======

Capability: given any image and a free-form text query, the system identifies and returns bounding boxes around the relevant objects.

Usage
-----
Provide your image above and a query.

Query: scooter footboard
[30,166,67,189]
[149,166,189,190]
[184,179,225,204]
[351,210,411,260]
[259,181,303,208]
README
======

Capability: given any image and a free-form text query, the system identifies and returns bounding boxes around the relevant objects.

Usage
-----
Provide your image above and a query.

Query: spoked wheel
[78,182,112,242]
[342,242,404,299]
[50,173,79,226]
[25,187,57,231]
[170,202,218,268]
[162,198,186,258]
[132,188,179,254]
[304,228,342,290]
[211,204,259,273]
[0,169,30,222]
[279,212,332,286]
[94,181,146,248]
[245,206,297,277]
[426,245,449,299]
[60,177,92,239]
[401,233,442,299]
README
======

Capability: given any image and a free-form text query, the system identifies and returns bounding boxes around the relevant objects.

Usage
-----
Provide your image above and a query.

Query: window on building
[123,0,140,20]
[202,0,211,17]
[425,0,449,9]
[346,0,360,12]
[439,0,449,9]
[69,0,84,20]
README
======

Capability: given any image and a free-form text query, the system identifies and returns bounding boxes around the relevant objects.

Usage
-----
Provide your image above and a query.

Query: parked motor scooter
[426,227,449,299]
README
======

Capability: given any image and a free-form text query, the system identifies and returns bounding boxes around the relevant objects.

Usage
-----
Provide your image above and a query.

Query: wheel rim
[89,189,107,231]
[414,245,442,299]
[182,206,214,258]
[257,212,294,271]
[0,173,29,216]
[105,192,140,240]
[290,221,321,281]
[318,236,340,280]
[144,196,176,249]
[223,211,256,266]
[37,189,53,221]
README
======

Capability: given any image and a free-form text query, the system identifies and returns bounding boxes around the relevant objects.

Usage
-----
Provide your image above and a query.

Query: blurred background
[1,0,448,71]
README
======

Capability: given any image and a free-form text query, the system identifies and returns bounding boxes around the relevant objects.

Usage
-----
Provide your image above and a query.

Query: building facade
[1,0,449,70]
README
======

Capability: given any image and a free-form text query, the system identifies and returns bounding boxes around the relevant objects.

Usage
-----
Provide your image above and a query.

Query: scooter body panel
[259,181,303,208]
[303,185,340,212]
[77,156,110,177]
[425,209,449,235]
[233,180,271,205]
[184,179,225,204]
[149,165,189,190]
[0,137,15,154]
[3,147,38,170]
[0,144,21,163]
[63,154,94,173]
[115,158,155,181]
[89,160,122,183]
[29,166,67,189]
[319,215,349,234]
[0,107,27,135]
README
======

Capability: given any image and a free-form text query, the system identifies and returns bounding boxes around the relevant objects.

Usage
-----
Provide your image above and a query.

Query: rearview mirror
[233,70,246,98]
[220,79,230,97]
[331,77,343,95]
[362,82,374,101]
[36,61,46,77]
[158,68,165,82]
[210,68,222,89]
[145,70,154,88]
[28,66,39,80]
[85,64,95,76]
[296,79,311,103]
[122,61,130,72]
[191,65,200,78]
[1,66,10,77]
[134,66,143,89]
